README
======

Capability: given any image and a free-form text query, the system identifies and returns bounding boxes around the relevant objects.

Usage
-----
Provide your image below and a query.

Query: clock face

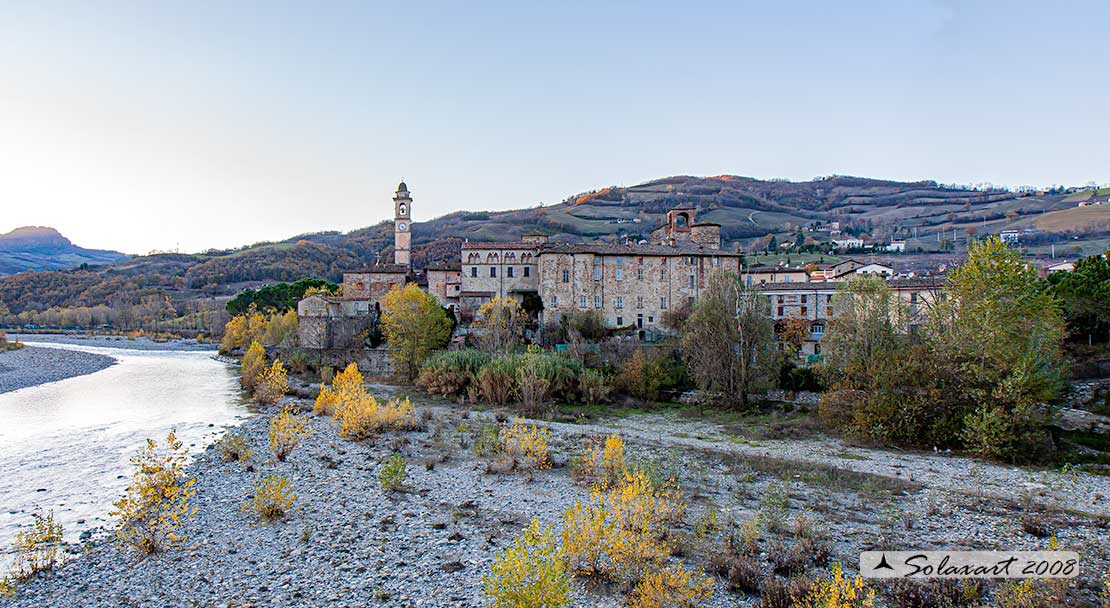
[398,223,407,231]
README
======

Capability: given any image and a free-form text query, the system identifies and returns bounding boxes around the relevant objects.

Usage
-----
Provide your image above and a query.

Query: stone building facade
[425,263,462,311]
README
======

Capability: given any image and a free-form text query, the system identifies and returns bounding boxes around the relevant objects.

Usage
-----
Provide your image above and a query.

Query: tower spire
[393,181,412,268]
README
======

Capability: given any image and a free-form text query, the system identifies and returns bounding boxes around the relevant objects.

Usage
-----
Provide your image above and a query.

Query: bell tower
[393,180,412,267]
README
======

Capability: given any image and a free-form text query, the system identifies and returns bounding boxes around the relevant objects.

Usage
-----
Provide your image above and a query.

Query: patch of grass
[834,451,871,461]
[730,453,918,498]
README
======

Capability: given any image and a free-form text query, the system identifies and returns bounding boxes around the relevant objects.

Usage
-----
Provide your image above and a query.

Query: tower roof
[397,180,409,193]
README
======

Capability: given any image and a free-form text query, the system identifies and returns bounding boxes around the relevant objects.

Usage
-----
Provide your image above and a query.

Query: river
[0,341,252,569]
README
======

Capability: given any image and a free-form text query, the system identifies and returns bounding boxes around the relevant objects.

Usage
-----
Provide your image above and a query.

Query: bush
[240,340,267,389]
[578,369,612,405]
[320,365,335,385]
[760,481,791,533]
[216,432,253,462]
[794,563,876,608]
[111,432,197,554]
[269,405,312,461]
[10,511,63,580]
[482,518,570,608]
[285,350,309,375]
[314,362,363,417]
[261,309,298,347]
[618,350,663,402]
[760,576,812,608]
[244,474,296,522]
[478,357,520,405]
[562,469,683,584]
[336,395,417,440]
[253,359,289,405]
[497,419,552,471]
[882,578,981,608]
[572,434,626,490]
[379,452,408,492]
[517,352,554,413]
[417,350,491,398]
[628,563,714,608]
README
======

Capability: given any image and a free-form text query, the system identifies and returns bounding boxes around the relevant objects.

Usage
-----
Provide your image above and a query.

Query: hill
[2,174,1106,331]
[0,227,128,275]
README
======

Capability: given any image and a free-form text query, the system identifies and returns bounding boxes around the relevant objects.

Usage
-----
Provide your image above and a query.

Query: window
[826,295,833,303]
[470,267,477,278]
[801,306,807,316]
[524,266,530,277]
[616,316,623,326]
[562,270,570,283]
[661,267,667,280]
[616,268,623,281]
[550,295,558,307]
[490,267,497,278]
[637,268,644,280]
[636,296,643,309]
[648,316,654,323]
[507,267,514,278]
[616,257,624,266]
[712,256,720,267]
[616,296,623,309]
[801,295,807,303]
[593,261,601,281]
[778,295,784,303]
[580,295,587,308]
[594,295,601,308]
[777,306,784,316]
[811,323,825,335]
[661,297,668,310]
[688,274,695,289]
[910,292,919,303]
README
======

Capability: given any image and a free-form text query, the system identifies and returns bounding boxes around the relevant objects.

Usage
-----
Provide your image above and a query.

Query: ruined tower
[393,181,412,267]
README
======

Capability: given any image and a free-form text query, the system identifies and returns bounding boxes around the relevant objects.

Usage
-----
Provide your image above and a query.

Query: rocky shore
[0,346,115,394]
[3,386,1109,607]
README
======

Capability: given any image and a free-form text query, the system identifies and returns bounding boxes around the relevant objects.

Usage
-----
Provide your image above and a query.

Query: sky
[1,1,1108,255]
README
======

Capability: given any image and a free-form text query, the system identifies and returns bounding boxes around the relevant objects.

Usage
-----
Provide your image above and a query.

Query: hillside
[1,175,1106,329]
[0,227,128,275]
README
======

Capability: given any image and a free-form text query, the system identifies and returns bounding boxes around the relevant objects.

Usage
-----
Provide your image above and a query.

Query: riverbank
[4,384,1108,607]
[6,333,215,352]
[0,346,115,394]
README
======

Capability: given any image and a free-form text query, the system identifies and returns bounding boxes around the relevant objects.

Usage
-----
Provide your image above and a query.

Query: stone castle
[298,181,940,355]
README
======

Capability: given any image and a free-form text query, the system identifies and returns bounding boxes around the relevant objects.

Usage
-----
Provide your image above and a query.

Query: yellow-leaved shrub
[482,517,570,608]
[254,359,289,404]
[111,432,197,554]
[269,405,312,461]
[10,511,63,580]
[573,433,626,490]
[562,469,683,584]
[337,395,417,440]
[498,419,552,471]
[794,562,875,608]
[244,474,296,523]
[215,432,253,463]
[314,362,365,416]
[240,340,267,389]
[628,563,714,608]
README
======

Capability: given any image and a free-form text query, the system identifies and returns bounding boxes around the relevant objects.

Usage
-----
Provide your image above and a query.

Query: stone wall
[298,316,374,351]
[306,347,396,380]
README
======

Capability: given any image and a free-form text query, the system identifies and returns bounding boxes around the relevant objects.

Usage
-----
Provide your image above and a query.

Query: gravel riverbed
[4,385,1109,607]
[7,333,215,352]
[0,346,116,394]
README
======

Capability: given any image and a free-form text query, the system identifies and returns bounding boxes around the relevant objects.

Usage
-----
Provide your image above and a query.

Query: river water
[0,341,251,568]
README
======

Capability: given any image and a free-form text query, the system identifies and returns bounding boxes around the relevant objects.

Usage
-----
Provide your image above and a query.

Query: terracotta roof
[755,276,944,291]
[460,291,494,297]
[461,242,539,250]
[537,243,741,257]
[426,262,462,271]
[344,264,410,274]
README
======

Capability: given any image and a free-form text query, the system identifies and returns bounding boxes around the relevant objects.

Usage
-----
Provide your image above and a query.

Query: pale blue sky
[1,1,1107,254]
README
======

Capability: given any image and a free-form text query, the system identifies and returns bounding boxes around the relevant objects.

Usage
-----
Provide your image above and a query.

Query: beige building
[459,234,545,312]
[759,277,943,357]
[425,263,462,311]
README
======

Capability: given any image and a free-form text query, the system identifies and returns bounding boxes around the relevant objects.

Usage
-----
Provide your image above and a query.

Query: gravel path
[7,333,215,352]
[0,346,116,394]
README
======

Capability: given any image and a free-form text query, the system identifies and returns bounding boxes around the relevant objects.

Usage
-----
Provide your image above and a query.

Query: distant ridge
[0,226,128,275]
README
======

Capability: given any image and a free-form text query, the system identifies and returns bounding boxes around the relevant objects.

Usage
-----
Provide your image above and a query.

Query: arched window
[467,253,480,264]
[486,253,499,264]
[522,253,532,263]
[398,203,407,216]
[674,213,689,228]
[505,252,517,263]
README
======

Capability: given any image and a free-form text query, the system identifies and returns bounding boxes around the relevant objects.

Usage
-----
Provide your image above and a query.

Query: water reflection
[0,342,251,567]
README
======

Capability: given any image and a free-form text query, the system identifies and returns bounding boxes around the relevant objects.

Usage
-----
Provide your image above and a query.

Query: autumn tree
[680,271,776,409]
[477,296,528,353]
[380,283,452,382]
[820,274,906,385]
